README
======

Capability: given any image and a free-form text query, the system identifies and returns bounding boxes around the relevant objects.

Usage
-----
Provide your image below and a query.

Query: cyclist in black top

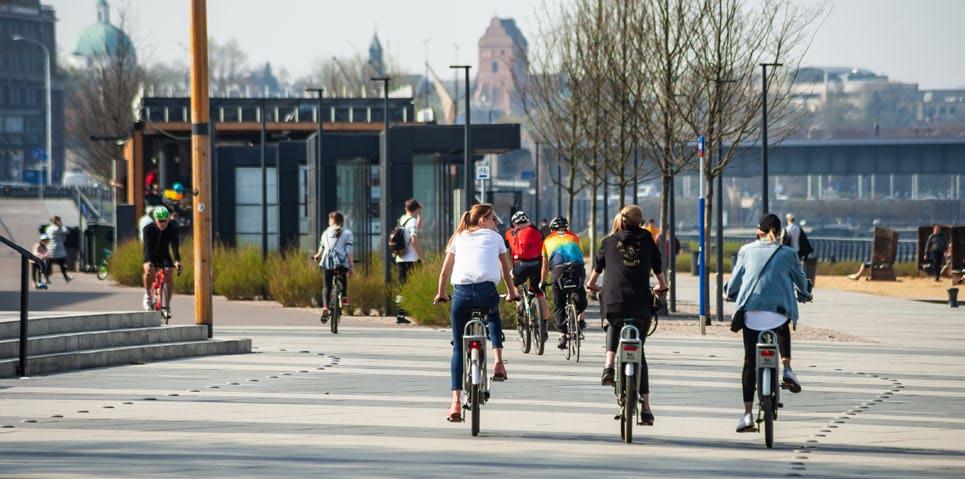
[142,206,182,311]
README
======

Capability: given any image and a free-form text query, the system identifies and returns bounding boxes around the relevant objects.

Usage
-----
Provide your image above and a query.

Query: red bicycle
[150,263,181,324]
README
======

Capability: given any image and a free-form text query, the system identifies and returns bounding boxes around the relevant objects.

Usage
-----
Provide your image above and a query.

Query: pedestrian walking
[138,206,154,242]
[924,225,947,282]
[44,216,72,283]
[392,199,422,324]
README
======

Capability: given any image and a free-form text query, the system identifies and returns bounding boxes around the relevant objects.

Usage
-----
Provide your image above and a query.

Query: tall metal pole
[370,77,392,314]
[450,65,472,209]
[306,87,324,248]
[697,135,706,335]
[260,99,267,259]
[535,142,540,224]
[716,139,724,323]
[760,62,782,216]
[12,36,51,196]
[632,147,638,204]
[669,175,676,312]
[188,0,212,336]
[18,256,28,377]
[557,156,562,216]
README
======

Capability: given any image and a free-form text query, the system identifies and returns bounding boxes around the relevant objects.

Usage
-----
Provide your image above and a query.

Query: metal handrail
[0,234,43,377]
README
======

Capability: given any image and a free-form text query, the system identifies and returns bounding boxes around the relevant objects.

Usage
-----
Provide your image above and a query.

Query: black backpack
[388,217,413,256]
[798,229,813,258]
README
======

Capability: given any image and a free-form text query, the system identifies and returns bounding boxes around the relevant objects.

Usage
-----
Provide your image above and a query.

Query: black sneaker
[557,334,567,350]
[396,315,411,324]
[639,409,655,426]
[601,367,615,386]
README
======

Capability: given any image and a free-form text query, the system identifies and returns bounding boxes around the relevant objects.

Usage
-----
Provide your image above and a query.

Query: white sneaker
[143,293,153,312]
[736,413,755,432]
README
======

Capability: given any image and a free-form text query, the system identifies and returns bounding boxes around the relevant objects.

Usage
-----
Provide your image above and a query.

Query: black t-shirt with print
[593,226,663,319]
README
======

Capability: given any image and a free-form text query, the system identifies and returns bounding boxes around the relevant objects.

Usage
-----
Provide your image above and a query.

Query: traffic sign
[520,170,535,180]
[32,147,47,161]
[697,136,705,158]
[475,165,491,180]
[22,169,42,184]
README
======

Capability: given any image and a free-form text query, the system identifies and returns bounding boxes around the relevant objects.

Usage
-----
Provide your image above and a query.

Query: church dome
[74,0,135,60]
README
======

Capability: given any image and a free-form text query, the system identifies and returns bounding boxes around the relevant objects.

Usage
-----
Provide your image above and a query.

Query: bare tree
[64,9,143,183]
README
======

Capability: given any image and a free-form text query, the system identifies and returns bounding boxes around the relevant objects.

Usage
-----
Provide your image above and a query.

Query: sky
[47,0,964,90]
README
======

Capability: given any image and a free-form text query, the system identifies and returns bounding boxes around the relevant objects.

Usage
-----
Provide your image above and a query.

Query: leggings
[32,261,48,284]
[606,315,652,395]
[741,321,791,403]
[322,267,349,308]
[48,257,70,280]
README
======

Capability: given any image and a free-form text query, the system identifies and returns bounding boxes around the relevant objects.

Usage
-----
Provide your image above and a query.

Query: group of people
[29,216,73,289]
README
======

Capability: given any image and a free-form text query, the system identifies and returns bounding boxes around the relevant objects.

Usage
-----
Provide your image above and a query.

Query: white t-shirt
[395,214,420,263]
[447,228,507,285]
[744,310,787,331]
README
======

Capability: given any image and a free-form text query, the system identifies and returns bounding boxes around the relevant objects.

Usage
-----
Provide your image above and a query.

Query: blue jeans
[450,282,503,390]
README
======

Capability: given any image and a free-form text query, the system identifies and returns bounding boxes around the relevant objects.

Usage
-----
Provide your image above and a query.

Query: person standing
[138,207,155,242]
[312,211,354,322]
[781,213,801,251]
[394,199,423,324]
[924,225,948,282]
[45,216,72,283]
[31,234,52,289]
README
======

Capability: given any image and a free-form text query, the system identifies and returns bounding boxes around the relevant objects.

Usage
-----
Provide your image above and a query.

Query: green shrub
[108,240,144,287]
[173,238,194,294]
[350,254,394,315]
[213,244,266,299]
[399,254,518,329]
[266,250,323,307]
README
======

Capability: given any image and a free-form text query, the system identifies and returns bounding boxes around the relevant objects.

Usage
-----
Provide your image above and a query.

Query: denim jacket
[724,239,809,326]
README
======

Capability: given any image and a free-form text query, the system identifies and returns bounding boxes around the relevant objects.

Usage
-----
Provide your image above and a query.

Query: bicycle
[330,273,344,334]
[558,274,582,362]
[612,320,652,443]
[96,248,111,280]
[515,288,546,355]
[149,263,181,324]
[754,329,782,448]
[462,308,491,437]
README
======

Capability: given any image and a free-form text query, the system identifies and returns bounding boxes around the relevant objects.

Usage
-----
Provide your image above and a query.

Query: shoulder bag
[730,245,783,332]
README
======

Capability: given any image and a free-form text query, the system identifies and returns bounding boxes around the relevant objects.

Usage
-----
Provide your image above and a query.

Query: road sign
[22,169,43,184]
[475,165,491,180]
[520,170,535,180]
[32,148,47,161]
[697,136,705,158]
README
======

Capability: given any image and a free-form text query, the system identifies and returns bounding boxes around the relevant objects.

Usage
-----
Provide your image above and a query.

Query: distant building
[0,0,65,184]
[71,0,135,67]
[473,17,528,117]
[368,32,385,78]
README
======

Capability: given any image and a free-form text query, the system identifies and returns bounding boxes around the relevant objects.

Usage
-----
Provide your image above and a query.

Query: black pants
[32,260,49,284]
[928,251,943,280]
[322,267,348,308]
[48,257,70,280]
[551,266,587,332]
[398,261,417,286]
[741,322,791,403]
[606,315,652,394]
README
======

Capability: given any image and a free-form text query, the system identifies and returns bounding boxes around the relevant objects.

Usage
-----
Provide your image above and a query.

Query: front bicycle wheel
[623,371,637,443]
[159,281,170,324]
[470,383,481,437]
[96,264,108,280]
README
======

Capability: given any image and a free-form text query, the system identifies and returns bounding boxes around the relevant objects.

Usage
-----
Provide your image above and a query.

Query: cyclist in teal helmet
[142,206,181,311]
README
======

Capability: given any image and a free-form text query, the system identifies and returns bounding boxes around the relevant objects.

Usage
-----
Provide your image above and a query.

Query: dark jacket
[925,232,947,255]
[593,226,663,319]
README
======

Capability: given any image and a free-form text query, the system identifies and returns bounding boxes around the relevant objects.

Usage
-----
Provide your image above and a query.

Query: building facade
[0,0,64,184]
[473,17,527,117]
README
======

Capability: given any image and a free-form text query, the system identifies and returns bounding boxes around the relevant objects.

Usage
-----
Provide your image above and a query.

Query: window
[5,116,24,133]
[491,61,498,73]
[235,167,279,250]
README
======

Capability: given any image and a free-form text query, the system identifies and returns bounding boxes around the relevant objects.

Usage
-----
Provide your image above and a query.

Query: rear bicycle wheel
[574,314,582,362]
[517,304,531,353]
[763,396,774,448]
[470,383,481,437]
[623,371,637,443]
[331,290,340,334]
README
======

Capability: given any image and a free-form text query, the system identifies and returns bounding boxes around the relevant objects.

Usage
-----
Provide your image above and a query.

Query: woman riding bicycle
[586,205,667,426]
[725,213,809,433]
[312,211,354,323]
[433,203,519,422]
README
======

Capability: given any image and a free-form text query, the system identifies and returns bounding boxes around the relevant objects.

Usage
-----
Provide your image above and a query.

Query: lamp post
[535,141,540,225]
[305,87,324,249]
[449,65,472,209]
[12,35,51,198]
[760,62,782,215]
[259,98,267,259]
[370,76,392,313]
[713,77,736,325]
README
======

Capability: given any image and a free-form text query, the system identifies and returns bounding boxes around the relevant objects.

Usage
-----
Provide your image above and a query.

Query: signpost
[697,135,707,335]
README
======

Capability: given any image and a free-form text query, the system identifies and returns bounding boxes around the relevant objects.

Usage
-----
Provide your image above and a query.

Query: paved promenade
[1,262,964,477]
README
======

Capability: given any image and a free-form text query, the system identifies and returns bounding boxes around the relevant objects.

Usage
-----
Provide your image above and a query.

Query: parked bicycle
[96,248,111,280]
[515,288,546,355]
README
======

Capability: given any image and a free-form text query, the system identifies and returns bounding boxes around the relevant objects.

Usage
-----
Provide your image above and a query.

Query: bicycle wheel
[534,302,546,356]
[574,313,582,363]
[564,305,575,361]
[470,383,481,437]
[159,281,170,324]
[517,304,531,353]
[331,289,340,334]
[623,370,637,444]
[96,264,108,281]
[763,396,774,448]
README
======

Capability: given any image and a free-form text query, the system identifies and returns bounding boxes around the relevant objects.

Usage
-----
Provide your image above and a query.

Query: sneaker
[142,293,153,312]
[640,409,655,426]
[341,296,350,307]
[601,367,615,386]
[396,315,411,324]
[783,368,802,393]
[320,307,330,324]
[736,413,756,432]
[557,334,567,350]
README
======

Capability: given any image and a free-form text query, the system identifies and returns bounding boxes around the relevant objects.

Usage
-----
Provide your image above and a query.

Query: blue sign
[520,170,535,180]
[32,148,47,161]
[22,169,43,185]
[697,136,705,158]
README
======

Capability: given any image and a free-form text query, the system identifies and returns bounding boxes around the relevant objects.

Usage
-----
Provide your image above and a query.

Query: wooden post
[189,0,212,336]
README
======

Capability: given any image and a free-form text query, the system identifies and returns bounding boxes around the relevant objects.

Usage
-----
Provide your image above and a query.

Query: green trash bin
[83,224,115,272]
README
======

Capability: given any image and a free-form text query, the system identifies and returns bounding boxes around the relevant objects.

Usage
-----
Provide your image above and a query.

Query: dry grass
[817,274,958,302]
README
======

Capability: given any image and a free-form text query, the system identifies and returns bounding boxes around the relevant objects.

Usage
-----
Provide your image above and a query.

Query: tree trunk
[589,181,598,260]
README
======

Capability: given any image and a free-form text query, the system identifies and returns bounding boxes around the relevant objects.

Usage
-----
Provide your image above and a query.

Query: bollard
[691,251,699,277]
[949,288,960,308]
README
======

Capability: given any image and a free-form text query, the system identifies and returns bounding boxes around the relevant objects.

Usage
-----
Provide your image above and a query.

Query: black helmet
[549,216,569,231]
[510,210,530,227]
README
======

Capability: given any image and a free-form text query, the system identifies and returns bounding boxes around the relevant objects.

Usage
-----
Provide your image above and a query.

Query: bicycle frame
[462,311,489,403]
[614,323,643,402]
[756,330,780,404]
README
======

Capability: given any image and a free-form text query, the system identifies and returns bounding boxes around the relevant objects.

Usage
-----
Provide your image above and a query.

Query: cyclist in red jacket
[505,211,550,335]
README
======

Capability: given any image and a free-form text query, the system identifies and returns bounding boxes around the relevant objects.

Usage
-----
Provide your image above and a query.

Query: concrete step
[0,312,161,340]
[0,338,252,378]
[0,325,208,359]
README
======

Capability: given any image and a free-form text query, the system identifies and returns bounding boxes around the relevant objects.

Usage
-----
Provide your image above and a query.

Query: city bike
[149,263,181,324]
[462,308,491,437]
[96,248,111,280]
[515,288,546,355]
[612,319,650,444]
[558,274,582,361]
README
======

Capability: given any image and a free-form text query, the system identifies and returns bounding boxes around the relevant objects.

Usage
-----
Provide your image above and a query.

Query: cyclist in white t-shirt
[433,203,519,423]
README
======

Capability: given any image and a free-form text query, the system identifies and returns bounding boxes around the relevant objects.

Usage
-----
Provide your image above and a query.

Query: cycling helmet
[152,206,171,221]
[39,234,49,241]
[172,182,185,194]
[549,216,569,231]
[511,210,530,227]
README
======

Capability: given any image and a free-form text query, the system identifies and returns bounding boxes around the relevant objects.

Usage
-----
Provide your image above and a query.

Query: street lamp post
[449,65,472,209]
[12,35,51,198]
[305,87,324,249]
[260,98,267,259]
[713,77,736,325]
[535,141,540,225]
[760,62,782,215]
[370,77,392,314]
